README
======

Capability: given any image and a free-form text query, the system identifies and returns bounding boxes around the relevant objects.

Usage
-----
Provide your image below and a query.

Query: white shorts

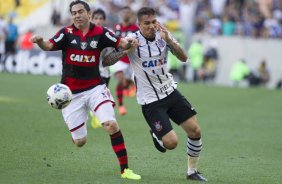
[111,61,133,79]
[62,84,116,140]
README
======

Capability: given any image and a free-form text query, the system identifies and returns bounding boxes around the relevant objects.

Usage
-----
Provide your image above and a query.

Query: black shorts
[141,89,197,139]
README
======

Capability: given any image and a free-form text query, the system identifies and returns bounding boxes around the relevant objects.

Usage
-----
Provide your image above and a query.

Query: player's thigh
[94,102,116,125]
[94,102,118,134]
[168,90,197,125]
[88,84,116,124]
[113,61,128,75]
[142,102,172,139]
[62,94,88,140]
[124,64,133,79]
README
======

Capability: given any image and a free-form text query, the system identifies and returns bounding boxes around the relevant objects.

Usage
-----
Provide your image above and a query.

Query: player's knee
[163,132,178,150]
[165,138,178,150]
[103,121,119,134]
[190,125,201,138]
[73,137,86,147]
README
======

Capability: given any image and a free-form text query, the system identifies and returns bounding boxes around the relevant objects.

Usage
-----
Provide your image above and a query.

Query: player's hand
[157,22,171,43]
[125,38,138,54]
[30,35,43,44]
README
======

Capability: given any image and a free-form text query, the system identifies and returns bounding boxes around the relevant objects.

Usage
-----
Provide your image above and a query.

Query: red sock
[116,84,123,106]
[110,131,128,173]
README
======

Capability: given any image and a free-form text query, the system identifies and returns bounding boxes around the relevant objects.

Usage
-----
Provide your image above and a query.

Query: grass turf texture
[0,72,281,184]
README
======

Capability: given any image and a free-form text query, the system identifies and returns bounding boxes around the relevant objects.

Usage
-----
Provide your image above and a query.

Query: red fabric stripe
[112,143,125,153]
[65,77,101,91]
[70,122,85,132]
[115,37,121,49]
[94,100,115,112]
[116,84,123,105]
[118,155,128,165]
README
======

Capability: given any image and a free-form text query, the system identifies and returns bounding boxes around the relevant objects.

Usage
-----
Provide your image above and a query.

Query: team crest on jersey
[157,39,166,48]
[90,40,98,49]
[154,121,162,132]
[80,42,87,50]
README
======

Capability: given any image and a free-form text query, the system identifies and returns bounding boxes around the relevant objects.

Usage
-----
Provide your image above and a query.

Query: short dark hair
[69,0,90,13]
[92,9,106,20]
[137,7,156,21]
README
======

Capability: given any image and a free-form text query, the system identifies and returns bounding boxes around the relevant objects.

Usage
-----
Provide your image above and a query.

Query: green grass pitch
[0,72,282,184]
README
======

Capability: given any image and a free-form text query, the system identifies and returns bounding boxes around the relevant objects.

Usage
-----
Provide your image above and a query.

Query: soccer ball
[46,83,72,109]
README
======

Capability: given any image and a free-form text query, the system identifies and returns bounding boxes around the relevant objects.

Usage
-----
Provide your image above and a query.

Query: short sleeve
[98,28,121,51]
[49,28,67,51]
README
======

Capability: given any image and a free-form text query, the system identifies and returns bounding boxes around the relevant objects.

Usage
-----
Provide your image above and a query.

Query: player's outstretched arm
[103,39,138,67]
[157,22,187,62]
[30,35,54,51]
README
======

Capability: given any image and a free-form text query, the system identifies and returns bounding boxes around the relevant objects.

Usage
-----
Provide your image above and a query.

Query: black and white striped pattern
[187,137,202,157]
[127,31,178,105]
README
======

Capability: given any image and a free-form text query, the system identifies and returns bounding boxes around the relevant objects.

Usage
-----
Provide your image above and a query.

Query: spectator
[230,59,250,87]
[199,40,219,82]
[249,59,270,86]
[51,9,61,26]
[222,15,236,36]
[5,16,18,55]
[0,16,7,69]
[18,29,34,50]
[188,40,204,82]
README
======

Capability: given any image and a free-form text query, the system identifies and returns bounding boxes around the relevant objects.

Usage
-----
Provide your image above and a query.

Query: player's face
[71,4,90,29]
[120,9,132,23]
[92,14,105,26]
[139,15,157,39]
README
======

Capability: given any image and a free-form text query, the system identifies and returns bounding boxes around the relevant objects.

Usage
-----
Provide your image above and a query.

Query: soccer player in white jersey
[89,8,113,128]
[103,7,207,182]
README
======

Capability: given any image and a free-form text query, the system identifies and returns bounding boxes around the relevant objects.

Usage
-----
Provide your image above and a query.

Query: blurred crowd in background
[0,0,282,89]
[48,0,282,39]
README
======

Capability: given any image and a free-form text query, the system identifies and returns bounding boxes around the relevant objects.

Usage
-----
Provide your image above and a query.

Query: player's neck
[76,23,90,35]
[140,31,155,42]
[122,21,131,27]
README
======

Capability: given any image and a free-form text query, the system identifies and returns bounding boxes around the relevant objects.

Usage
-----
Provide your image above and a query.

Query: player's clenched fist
[30,35,43,43]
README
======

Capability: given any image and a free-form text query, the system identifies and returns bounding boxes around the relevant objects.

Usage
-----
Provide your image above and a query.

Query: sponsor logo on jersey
[54,33,64,42]
[142,59,167,68]
[90,40,98,48]
[105,32,117,42]
[80,42,87,50]
[70,54,96,63]
[160,80,172,93]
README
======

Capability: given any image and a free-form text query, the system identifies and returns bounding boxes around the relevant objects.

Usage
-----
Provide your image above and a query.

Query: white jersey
[127,31,178,105]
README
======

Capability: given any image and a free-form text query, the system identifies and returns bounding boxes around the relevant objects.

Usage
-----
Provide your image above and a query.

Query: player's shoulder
[90,24,104,34]
[55,25,75,35]
[130,23,139,31]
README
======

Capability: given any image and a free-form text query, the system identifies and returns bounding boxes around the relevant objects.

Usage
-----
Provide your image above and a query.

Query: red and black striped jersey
[49,23,120,94]
[114,23,139,64]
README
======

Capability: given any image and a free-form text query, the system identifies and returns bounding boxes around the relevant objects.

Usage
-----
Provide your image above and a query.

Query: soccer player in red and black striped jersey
[31,0,140,180]
[112,6,139,116]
